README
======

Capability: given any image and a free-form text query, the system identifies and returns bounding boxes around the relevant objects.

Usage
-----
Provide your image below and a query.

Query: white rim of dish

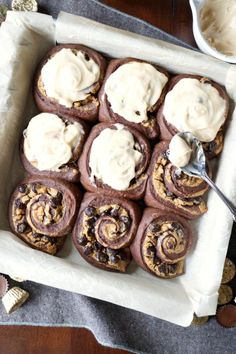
[189,0,236,64]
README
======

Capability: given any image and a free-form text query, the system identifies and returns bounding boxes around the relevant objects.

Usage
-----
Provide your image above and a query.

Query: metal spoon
[176,131,236,222]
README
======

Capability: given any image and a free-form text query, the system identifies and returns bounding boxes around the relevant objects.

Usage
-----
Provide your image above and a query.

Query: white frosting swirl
[163,78,227,142]
[41,48,100,108]
[89,124,142,190]
[168,135,192,168]
[104,61,168,124]
[24,113,84,171]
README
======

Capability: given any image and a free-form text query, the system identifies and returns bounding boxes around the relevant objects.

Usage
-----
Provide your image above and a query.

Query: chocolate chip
[171,222,181,231]
[119,250,127,261]
[88,227,95,236]
[94,241,103,251]
[153,255,161,265]
[18,184,27,194]
[56,193,63,202]
[161,151,168,159]
[32,232,41,238]
[158,263,177,275]
[84,246,93,256]
[84,206,96,217]
[205,140,216,152]
[109,254,119,264]
[146,245,156,255]
[50,197,61,208]
[130,178,136,185]
[15,199,26,210]
[149,222,160,233]
[106,248,118,257]
[166,190,174,197]
[110,208,119,218]
[16,222,27,233]
[97,252,108,263]
[31,183,38,193]
[77,235,88,246]
[43,236,56,243]
[84,53,90,61]
[119,216,131,228]
[87,216,98,227]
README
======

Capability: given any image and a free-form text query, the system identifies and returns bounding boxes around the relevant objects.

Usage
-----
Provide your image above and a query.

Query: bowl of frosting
[190,0,236,64]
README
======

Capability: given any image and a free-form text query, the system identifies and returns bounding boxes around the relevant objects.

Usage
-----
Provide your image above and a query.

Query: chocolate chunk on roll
[20,112,89,183]
[8,176,82,255]
[157,74,229,159]
[145,141,208,219]
[130,208,193,279]
[72,193,141,272]
[79,123,151,200]
[99,58,169,139]
[34,44,107,123]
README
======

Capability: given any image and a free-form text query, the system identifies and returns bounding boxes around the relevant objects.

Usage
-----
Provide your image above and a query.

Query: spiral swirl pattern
[73,193,141,272]
[9,176,81,254]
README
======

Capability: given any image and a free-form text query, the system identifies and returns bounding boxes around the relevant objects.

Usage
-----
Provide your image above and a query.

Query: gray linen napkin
[1,1,236,353]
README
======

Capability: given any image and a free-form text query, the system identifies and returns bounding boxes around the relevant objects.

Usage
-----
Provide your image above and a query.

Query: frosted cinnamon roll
[145,141,208,219]
[79,123,151,200]
[73,193,141,272]
[20,113,88,182]
[34,44,106,123]
[8,176,82,255]
[157,74,229,158]
[99,58,168,139]
[130,208,193,278]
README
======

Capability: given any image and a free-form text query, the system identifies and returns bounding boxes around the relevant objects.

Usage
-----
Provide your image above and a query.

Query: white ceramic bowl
[189,0,236,64]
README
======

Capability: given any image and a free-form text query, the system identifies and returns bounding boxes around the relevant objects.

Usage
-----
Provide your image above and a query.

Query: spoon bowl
[176,131,207,179]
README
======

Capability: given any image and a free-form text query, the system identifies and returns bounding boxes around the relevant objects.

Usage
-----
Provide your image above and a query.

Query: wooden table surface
[0,1,196,353]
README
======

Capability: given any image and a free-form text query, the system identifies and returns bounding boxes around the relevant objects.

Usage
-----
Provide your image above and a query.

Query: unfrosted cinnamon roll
[79,123,151,200]
[145,141,208,219]
[72,193,141,272]
[34,44,106,123]
[20,113,89,183]
[8,176,82,255]
[99,58,169,139]
[130,208,193,278]
[157,74,229,159]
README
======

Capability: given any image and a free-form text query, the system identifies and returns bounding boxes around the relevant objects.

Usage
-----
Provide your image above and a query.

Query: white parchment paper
[0,11,235,326]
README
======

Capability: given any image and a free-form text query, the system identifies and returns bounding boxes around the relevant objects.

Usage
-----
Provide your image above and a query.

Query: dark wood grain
[0,326,129,354]
[0,1,194,353]
[103,0,196,46]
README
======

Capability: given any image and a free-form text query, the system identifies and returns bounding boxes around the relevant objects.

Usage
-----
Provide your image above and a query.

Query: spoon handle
[203,173,236,222]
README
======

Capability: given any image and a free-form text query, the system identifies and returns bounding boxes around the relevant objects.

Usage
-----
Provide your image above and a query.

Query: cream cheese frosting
[89,124,142,190]
[163,78,227,142]
[104,61,168,124]
[200,0,236,56]
[168,135,192,168]
[41,48,100,108]
[24,113,84,171]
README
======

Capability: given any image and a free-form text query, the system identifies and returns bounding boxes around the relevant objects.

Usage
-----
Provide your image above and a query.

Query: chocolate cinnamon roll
[145,141,208,219]
[157,74,229,159]
[34,44,107,123]
[73,193,141,272]
[130,208,193,278]
[79,123,151,200]
[20,113,89,183]
[99,58,169,139]
[8,176,82,255]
